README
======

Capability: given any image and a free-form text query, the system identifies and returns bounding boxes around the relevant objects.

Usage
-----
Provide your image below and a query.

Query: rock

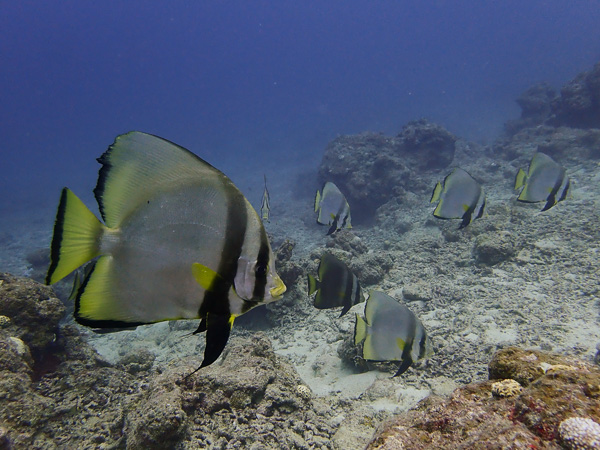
[550,61,600,128]
[368,347,600,449]
[317,120,456,221]
[558,417,600,450]
[473,231,518,265]
[0,273,65,360]
[397,119,457,171]
[505,83,557,135]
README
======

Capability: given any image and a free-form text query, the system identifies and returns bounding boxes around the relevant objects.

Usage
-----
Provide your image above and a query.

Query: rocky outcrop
[317,119,457,222]
[368,347,600,449]
[506,61,600,135]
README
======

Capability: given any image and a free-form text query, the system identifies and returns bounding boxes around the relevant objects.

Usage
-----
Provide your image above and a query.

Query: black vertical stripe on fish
[418,330,429,360]
[393,318,417,377]
[46,187,68,285]
[339,266,353,317]
[558,178,570,203]
[541,169,566,211]
[196,185,247,368]
[476,198,486,219]
[459,206,474,229]
[199,188,247,318]
[251,231,270,301]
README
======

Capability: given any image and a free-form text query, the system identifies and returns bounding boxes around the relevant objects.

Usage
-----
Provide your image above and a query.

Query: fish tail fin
[354,313,368,346]
[46,188,105,285]
[307,274,320,295]
[314,190,321,212]
[430,182,442,203]
[514,168,527,190]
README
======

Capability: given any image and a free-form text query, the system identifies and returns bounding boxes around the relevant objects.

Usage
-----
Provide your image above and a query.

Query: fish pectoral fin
[192,263,225,291]
[396,337,406,350]
[200,313,235,369]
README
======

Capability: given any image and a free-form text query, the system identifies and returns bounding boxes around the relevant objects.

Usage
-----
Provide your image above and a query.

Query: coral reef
[368,347,600,448]
[559,417,600,450]
[317,119,457,221]
[506,61,600,134]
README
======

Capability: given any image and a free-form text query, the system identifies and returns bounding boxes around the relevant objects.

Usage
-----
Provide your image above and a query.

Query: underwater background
[2,2,600,448]
[2,1,600,215]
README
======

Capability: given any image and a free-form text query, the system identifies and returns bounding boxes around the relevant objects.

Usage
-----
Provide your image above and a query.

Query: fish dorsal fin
[95,131,224,228]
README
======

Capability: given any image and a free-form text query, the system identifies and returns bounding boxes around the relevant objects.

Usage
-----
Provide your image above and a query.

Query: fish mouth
[270,276,286,299]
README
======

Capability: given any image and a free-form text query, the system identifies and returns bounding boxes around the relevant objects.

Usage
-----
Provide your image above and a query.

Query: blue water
[1,1,599,216]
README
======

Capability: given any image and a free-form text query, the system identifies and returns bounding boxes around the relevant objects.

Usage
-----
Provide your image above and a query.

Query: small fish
[354,291,432,377]
[46,131,286,370]
[430,168,486,229]
[307,253,364,317]
[514,152,570,211]
[261,174,270,222]
[314,181,351,235]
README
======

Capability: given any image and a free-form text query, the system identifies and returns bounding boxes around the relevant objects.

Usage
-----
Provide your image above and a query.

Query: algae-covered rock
[473,231,519,266]
[368,347,600,448]
[317,120,457,221]
[0,273,65,356]
[125,333,335,448]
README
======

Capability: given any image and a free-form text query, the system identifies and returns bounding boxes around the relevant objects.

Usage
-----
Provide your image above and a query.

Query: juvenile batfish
[514,152,570,211]
[314,181,351,235]
[430,168,486,229]
[354,291,432,377]
[261,174,270,222]
[46,131,286,370]
[307,253,364,317]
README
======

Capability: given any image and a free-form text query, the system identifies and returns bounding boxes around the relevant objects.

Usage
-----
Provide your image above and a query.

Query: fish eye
[255,262,268,277]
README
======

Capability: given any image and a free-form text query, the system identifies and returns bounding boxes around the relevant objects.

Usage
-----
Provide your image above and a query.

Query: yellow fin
[354,313,368,346]
[462,203,470,212]
[46,188,105,285]
[396,337,406,351]
[430,182,442,203]
[514,168,527,190]
[314,190,321,212]
[76,256,122,322]
[192,263,224,291]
